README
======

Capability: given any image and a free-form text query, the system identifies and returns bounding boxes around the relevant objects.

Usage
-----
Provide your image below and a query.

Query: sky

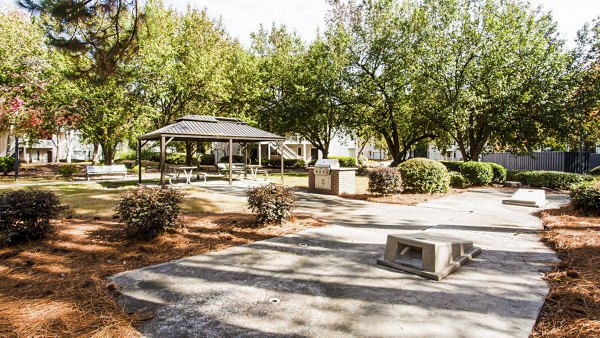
[2,0,599,47]
[164,0,600,47]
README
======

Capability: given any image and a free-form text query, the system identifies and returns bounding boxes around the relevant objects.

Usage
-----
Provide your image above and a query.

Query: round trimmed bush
[487,163,507,182]
[115,186,186,240]
[0,189,68,244]
[398,158,450,194]
[460,161,493,186]
[368,167,402,195]
[247,184,296,225]
[449,171,468,188]
[589,166,600,176]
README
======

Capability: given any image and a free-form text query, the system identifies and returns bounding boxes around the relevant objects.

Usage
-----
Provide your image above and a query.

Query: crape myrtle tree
[0,11,51,155]
[333,0,437,166]
[412,0,570,161]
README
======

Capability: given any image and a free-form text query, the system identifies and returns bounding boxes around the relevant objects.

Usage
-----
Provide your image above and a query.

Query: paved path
[111,188,568,338]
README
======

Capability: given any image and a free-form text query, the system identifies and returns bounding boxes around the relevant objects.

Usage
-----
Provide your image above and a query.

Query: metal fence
[481,152,600,173]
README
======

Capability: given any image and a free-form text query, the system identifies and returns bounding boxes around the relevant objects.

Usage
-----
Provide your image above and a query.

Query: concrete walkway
[111,188,568,338]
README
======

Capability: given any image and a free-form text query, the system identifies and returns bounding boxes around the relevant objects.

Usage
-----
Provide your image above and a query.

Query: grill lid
[314,159,340,169]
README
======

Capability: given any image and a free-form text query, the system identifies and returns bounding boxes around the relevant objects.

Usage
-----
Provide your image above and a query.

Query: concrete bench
[86,165,127,181]
[377,233,481,281]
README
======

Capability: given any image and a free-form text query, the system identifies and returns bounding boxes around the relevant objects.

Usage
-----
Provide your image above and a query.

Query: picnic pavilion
[137,115,286,185]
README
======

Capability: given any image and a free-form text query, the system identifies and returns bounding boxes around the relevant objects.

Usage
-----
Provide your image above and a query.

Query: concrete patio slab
[110,188,568,338]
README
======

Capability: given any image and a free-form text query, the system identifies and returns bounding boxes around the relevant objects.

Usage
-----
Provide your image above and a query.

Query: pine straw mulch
[0,213,324,337]
[532,205,600,337]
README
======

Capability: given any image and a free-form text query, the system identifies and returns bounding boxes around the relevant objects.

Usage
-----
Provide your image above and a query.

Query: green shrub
[199,154,215,165]
[589,166,600,176]
[115,187,186,240]
[399,158,450,194]
[247,184,296,225]
[368,167,402,195]
[329,156,357,167]
[0,189,68,245]
[57,164,79,177]
[571,185,600,216]
[131,165,145,175]
[140,149,161,162]
[506,170,594,190]
[261,158,306,169]
[439,160,462,172]
[219,155,244,163]
[0,156,15,176]
[115,149,137,161]
[449,171,468,188]
[487,163,507,182]
[460,162,493,186]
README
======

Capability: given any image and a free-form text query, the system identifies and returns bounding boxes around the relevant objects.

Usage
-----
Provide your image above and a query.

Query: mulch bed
[532,205,600,337]
[0,213,324,337]
[342,189,463,206]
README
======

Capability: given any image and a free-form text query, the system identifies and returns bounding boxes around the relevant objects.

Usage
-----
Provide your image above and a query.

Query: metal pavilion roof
[138,115,284,142]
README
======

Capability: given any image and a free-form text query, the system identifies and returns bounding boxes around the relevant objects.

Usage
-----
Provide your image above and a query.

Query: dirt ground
[532,205,600,337]
[0,212,323,337]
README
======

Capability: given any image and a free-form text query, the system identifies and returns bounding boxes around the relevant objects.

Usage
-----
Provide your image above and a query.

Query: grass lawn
[0,181,323,337]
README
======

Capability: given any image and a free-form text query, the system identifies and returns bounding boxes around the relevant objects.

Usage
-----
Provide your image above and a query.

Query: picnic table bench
[86,165,128,181]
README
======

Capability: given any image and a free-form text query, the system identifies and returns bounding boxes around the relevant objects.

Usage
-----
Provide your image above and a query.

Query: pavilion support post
[243,144,248,179]
[137,139,142,184]
[228,139,233,186]
[14,136,19,183]
[258,143,262,166]
[279,141,284,184]
[160,136,166,186]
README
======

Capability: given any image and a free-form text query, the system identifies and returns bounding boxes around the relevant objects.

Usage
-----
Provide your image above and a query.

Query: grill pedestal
[308,167,356,195]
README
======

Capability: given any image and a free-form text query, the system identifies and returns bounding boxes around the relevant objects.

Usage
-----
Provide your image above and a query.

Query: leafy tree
[134,2,241,129]
[252,24,358,158]
[334,0,437,166]
[413,0,570,161]
[565,18,600,154]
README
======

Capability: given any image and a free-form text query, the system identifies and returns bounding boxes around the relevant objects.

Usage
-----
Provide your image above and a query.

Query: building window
[297,147,302,156]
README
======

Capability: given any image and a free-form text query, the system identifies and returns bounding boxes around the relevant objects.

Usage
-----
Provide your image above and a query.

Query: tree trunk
[92,142,100,164]
[54,134,61,163]
[102,145,115,165]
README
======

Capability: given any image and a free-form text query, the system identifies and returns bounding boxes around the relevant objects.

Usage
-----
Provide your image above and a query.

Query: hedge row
[261,158,306,169]
[440,160,507,185]
[507,170,594,190]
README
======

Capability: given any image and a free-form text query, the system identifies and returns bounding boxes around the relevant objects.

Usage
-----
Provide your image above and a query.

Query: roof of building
[138,115,284,142]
